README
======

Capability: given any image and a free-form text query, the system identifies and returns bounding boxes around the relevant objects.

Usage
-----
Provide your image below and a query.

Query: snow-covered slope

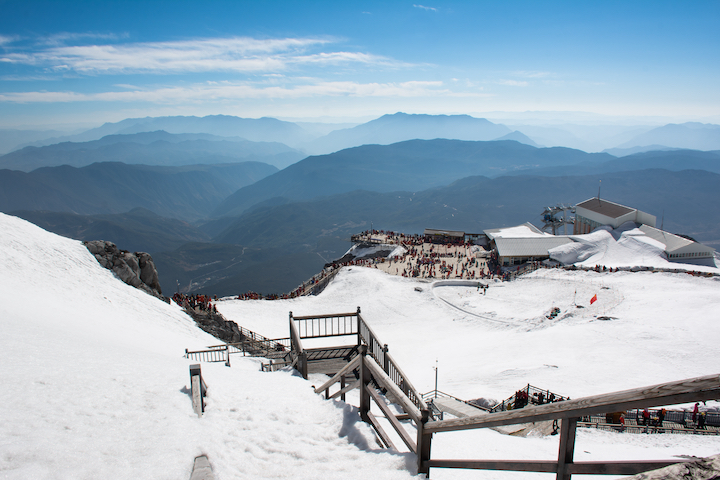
[219,266,720,479]
[2,212,719,480]
[0,213,413,480]
[549,224,719,272]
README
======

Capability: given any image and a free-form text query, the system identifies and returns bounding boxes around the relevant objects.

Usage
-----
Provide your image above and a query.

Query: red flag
[590,294,598,305]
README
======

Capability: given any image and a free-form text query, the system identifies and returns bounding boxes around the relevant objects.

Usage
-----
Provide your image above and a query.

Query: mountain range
[0,161,277,220]
[2,112,719,296]
[0,130,304,171]
[212,139,614,217]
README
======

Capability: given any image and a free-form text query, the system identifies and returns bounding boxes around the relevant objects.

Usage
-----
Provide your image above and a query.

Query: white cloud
[413,4,438,12]
[0,80,463,104]
[0,35,18,46]
[513,71,552,78]
[0,36,410,75]
[497,79,529,87]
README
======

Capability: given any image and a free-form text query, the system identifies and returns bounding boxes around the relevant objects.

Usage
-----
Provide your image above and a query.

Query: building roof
[424,228,465,237]
[637,225,714,254]
[495,236,574,258]
[484,222,545,241]
[576,197,634,219]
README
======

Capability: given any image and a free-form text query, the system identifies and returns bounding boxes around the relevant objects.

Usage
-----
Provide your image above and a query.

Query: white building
[484,223,574,266]
[574,197,656,235]
[637,225,716,265]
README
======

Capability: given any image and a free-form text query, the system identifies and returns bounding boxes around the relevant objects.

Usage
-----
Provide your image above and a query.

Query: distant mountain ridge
[0,131,305,171]
[304,112,514,154]
[19,114,315,149]
[617,122,720,151]
[212,139,614,217]
[0,161,277,220]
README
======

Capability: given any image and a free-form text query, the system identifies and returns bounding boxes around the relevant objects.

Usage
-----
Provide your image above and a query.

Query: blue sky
[0,0,718,128]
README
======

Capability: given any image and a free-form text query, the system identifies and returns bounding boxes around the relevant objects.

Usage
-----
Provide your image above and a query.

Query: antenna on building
[597,180,602,203]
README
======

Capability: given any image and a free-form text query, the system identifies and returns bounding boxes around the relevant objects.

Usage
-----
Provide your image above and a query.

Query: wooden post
[300,351,308,380]
[189,364,205,418]
[225,345,230,367]
[382,344,389,374]
[341,375,346,401]
[359,345,370,422]
[556,417,578,480]
[356,307,362,346]
[417,408,432,477]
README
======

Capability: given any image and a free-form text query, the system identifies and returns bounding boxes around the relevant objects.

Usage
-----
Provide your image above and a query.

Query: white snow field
[2,212,719,480]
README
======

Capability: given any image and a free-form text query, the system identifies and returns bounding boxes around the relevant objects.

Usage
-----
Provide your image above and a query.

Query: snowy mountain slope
[0,213,416,480]
[217,266,720,479]
[3,212,718,480]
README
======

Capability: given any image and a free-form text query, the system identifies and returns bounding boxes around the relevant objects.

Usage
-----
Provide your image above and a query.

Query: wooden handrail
[426,374,720,434]
[314,355,362,395]
[291,312,358,320]
[364,356,422,424]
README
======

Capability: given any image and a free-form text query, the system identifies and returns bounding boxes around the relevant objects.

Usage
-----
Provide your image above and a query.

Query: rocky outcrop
[185,308,244,344]
[625,453,720,479]
[84,240,166,302]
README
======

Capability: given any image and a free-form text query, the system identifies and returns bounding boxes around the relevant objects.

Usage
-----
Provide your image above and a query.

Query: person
[619,414,626,432]
[642,408,650,426]
[692,403,700,422]
[698,412,706,429]
[658,408,666,427]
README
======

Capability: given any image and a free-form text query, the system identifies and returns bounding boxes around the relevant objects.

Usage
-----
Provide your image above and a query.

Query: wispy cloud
[0,80,462,104]
[413,4,438,12]
[497,79,529,87]
[0,36,411,74]
[512,71,552,78]
[0,35,19,47]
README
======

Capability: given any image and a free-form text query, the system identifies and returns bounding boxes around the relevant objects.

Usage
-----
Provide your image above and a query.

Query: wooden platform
[306,345,359,376]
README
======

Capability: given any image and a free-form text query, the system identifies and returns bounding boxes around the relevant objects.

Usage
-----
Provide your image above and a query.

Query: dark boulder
[84,240,166,301]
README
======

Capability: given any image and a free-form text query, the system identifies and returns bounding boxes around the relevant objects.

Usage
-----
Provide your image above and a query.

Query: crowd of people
[172,292,218,313]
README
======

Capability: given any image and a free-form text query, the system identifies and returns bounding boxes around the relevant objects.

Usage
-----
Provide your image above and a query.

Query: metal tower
[541,204,575,235]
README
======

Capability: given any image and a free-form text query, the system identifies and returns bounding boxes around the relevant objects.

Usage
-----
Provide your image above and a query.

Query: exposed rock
[84,240,166,302]
[184,307,244,344]
[624,453,720,479]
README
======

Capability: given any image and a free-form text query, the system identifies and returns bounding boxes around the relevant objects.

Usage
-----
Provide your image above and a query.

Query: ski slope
[1,212,719,479]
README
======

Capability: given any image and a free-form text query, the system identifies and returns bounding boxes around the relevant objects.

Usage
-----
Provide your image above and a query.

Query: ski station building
[573,197,715,265]
[573,197,656,234]
[484,222,574,266]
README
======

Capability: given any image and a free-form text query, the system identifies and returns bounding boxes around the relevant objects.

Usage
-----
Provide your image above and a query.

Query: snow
[343,243,408,260]
[488,225,550,238]
[2,212,719,480]
[549,224,720,273]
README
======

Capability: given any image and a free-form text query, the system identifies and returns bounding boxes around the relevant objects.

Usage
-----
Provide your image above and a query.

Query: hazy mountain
[189,168,718,293]
[602,145,677,157]
[304,112,514,154]
[0,128,66,155]
[507,124,654,152]
[215,168,720,256]
[10,208,209,253]
[0,131,305,171]
[0,161,277,220]
[494,130,540,147]
[616,122,720,151]
[20,115,315,149]
[503,149,720,176]
[212,139,614,217]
